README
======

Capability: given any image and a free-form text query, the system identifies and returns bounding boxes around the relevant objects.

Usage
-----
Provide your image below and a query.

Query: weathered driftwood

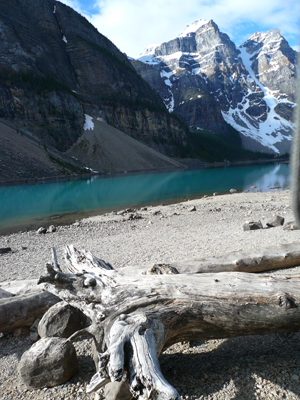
[38,245,300,400]
[0,248,62,332]
[2,243,300,334]
[120,242,300,275]
[0,290,60,332]
[0,279,44,298]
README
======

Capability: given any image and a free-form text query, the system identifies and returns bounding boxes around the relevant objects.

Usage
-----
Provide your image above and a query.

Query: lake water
[0,162,290,234]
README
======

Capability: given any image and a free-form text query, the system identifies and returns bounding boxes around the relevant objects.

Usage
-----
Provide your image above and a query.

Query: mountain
[0,0,188,183]
[132,20,298,154]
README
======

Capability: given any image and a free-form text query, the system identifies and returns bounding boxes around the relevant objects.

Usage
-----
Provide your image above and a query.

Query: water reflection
[0,162,289,232]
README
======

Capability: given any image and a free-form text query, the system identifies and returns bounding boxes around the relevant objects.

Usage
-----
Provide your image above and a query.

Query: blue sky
[60,0,300,57]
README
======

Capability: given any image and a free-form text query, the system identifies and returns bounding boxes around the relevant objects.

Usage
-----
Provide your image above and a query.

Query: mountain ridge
[0,0,190,183]
[133,20,298,154]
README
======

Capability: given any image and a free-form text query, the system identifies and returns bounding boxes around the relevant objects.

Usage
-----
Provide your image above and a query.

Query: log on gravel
[0,279,43,298]
[37,245,300,400]
[0,290,60,332]
[120,242,300,276]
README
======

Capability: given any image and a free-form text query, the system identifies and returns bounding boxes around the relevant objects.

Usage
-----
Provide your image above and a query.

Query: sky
[60,0,300,58]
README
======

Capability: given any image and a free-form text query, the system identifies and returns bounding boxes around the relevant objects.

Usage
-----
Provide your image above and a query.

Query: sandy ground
[1,189,300,400]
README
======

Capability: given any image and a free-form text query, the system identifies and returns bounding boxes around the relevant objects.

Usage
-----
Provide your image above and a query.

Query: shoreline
[0,186,288,237]
[0,189,297,279]
[0,157,289,188]
[1,189,300,400]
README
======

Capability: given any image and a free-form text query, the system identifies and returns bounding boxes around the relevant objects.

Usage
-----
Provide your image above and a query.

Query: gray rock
[189,206,196,212]
[103,381,132,400]
[38,301,87,338]
[30,319,40,332]
[18,337,78,388]
[37,227,47,234]
[230,189,237,193]
[48,225,56,233]
[266,215,285,228]
[153,210,161,216]
[0,247,12,254]
[29,332,40,342]
[243,221,263,231]
[124,213,142,221]
[147,263,180,275]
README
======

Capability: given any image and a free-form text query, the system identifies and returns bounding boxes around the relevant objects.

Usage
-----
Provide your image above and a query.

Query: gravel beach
[1,189,300,400]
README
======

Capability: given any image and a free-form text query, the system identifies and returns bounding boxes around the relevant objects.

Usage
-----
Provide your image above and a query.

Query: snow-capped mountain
[132,20,298,154]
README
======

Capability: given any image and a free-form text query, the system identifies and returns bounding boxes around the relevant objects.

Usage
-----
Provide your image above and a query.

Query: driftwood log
[122,242,300,275]
[37,244,300,400]
[3,243,300,335]
[0,243,300,332]
[0,280,59,332]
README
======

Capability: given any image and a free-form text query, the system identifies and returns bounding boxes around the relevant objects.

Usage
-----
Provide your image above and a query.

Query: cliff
[0,0,188,183]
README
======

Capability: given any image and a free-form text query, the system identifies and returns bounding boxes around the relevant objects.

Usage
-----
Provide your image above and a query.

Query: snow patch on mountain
[179,20,210,37]
[84,115,94,131]
[221,43,294,153]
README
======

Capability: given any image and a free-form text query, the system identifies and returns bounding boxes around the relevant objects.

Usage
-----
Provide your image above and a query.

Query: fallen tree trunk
[0,290,60,332]
[37,245,300,400]
[0,279,44,298]
[2,243,300,334]
[121,242,300,275]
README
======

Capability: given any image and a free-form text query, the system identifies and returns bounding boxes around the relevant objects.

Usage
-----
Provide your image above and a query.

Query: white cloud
[59,0,83,12]
[60,0,300,57]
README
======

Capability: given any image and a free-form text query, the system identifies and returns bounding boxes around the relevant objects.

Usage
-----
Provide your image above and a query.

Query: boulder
[38,301,87,338]
[266,215,285,228]
[18,337,78,388]
[230,189,237,193]
[48,225,56,233]
[243,221,263,231]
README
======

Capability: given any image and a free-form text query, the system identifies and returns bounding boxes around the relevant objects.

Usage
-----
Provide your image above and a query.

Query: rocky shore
[1,189,300,400]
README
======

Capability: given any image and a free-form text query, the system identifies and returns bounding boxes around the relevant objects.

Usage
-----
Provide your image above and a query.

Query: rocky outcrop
[134,20,298,154]
[0,0,188,162]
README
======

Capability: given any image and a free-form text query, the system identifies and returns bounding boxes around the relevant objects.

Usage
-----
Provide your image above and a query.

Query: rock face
[133,20,298,154]
[0,0,188,167]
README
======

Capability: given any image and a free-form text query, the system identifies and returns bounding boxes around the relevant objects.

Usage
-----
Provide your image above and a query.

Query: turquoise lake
[0,162,290,234]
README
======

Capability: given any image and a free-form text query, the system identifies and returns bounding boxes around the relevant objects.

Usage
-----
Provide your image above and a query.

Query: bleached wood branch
[36,245,300,400]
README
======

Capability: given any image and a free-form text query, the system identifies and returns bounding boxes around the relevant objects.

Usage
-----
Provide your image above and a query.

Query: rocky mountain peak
[241,28,296,64]
[178,19,211,37]
[133,20,297,154]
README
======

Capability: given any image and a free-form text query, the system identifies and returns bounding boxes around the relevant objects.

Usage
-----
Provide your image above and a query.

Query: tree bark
[0,290,60,332]
[37,245,300,400]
